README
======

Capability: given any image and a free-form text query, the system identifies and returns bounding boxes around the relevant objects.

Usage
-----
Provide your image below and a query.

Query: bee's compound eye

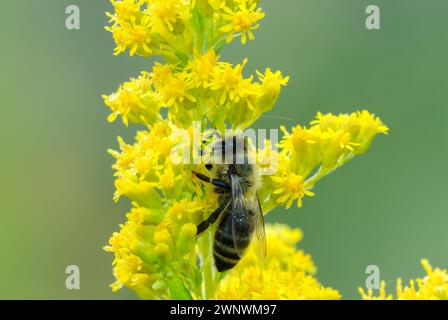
[205,163,213,170]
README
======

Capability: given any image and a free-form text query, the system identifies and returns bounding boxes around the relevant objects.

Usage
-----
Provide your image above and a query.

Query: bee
[193,135,266,272]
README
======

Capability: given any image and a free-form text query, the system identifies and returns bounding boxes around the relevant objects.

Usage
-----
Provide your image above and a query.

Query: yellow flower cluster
[103,0,389,300]
[103,72,162,127]
[106,0,264,59]
[360,260,448,300]
[258,111,388,210]
[215,224,340,299]
[105,0,279,129]
[104,51,288,130]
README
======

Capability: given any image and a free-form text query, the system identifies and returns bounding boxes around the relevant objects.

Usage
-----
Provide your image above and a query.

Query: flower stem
[305,154,355,189]
[198,230,216,299]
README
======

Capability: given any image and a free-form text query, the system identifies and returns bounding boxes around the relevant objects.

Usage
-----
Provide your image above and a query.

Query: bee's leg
[197,198,230,235]
[192,171,230,190]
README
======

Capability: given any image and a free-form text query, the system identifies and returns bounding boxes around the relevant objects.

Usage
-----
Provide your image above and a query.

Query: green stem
[197,230,217,299]
[304,167,326,189]
[305,154,355,189]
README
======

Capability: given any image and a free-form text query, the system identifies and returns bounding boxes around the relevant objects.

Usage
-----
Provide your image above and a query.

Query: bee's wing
[229,175,267,258]
[253,194,267,258]
[229,174,252,253]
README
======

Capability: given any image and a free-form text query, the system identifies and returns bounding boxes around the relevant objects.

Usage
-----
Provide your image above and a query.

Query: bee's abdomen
[213,213,252,272]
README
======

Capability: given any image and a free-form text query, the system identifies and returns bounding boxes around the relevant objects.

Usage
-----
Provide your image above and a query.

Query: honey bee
[193,135,266,272]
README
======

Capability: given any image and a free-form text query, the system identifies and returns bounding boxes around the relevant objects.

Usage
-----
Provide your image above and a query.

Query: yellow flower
[150,62,175,89]
[159,71,197,107]
[220,2,265,44]
[111,253,144,292]
[165,198,204,225]
[254,68,289,111]
[104,222,139,255]
[129,16,153,56]
[272,172,315,209]
[106,13,154,56]
[187,50,220,88]
[279,125,320,177]
[152,160,182,193]
[103,72,161,126]
[126,206,157,225]
[257,68,290,87]
[149,0,187,33]
[210,58,255,106]
[320,128,358,168]
[108,0,143,23]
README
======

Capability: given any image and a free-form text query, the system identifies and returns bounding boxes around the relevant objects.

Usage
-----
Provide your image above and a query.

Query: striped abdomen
[213,210,254,272]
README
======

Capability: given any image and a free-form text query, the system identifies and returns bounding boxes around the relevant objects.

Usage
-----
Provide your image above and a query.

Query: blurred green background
[0,0,447,299]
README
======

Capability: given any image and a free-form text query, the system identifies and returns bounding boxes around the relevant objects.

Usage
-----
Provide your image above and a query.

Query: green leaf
[191,6,206,52]
[169,277,193,300]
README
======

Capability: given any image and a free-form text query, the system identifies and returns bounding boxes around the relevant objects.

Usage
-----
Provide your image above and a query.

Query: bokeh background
[1,0,447,299]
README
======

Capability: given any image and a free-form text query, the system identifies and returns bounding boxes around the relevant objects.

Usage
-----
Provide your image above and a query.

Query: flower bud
[175,223,197,257]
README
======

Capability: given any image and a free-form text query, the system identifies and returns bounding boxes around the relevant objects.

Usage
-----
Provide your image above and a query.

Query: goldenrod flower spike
[103,0,391,300]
